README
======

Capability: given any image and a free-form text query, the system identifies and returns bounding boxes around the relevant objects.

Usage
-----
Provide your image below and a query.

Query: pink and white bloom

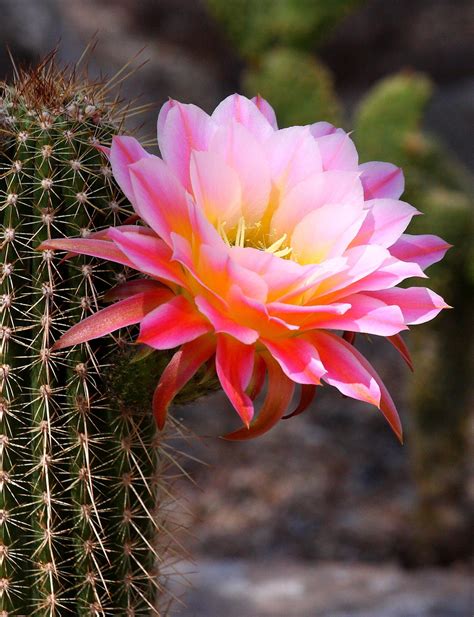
[39,94,450,441]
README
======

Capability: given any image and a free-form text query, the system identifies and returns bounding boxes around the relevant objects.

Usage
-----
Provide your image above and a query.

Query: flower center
[217,217,292,258]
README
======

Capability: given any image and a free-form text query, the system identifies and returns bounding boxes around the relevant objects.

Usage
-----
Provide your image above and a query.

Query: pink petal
[359,162,405,200]
[152,334,215,429]
[251,95,278,129]
[309,331,402,441]
[137,295,212,350]
[38,238,134,268]
[212,94,274,142]
[309,293,407,336]
[158,101,216,191]
[190,150,242,227]
[108,228,187,286]
[309,121,339,138]
[223,355,295,440]
[262,336,326,385]
[109,136,152,204]
[209,123,271,223]
[367,287,449,325]
[316,131,359,171]
[272,170,364,240]
[129,157,190,245]
[387,333,413,371]
[353,199,419,248]
[52,290,172,350]
[264,126,322,195]
[216,334,255,427]
[195,295,259,345]
[291,203,365,264]
[247,354,266,400]
[389,233,452,270]
[283,385,317,419]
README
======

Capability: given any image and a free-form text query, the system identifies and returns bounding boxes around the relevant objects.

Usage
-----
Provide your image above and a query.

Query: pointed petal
[246,353,266,400]
[153,334,215,429]
[129,156,191,245]
[359,162,405,200]
[138,295,211,350]
[367,287,449,325]
[212,94,274,141]
[107,228,187,286]
[316,131,358,171]
[283,385,317,419]
[309,121,339,138]
[38,238,134,268]
[216,334,255,426]
[251,95,278,129]
[195,295,259,345]
[52,291,172,350]
[109,135,152,204]
[309,331,402,441]
[262,336,326,385]
[158,101,216,191]
[387,334,413,371]
[353,199,420,248]
[223,355,295,440]
[389,233,452,270]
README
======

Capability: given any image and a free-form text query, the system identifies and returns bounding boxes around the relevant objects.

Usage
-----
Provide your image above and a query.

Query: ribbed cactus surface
[0,57,183,616]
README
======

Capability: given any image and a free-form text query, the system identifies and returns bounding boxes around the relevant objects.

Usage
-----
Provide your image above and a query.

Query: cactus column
[0,58,182,615]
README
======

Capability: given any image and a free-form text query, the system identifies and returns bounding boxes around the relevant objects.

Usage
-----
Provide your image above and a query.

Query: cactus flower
[39,94,450,440]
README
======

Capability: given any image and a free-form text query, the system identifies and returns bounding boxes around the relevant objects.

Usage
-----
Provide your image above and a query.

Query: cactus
[243,47,342,127]
[0,55,189,615]
[353,72,474,564]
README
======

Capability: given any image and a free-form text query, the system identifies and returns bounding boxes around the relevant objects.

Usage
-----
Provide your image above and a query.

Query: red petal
[153,335,216,429]
[223,355,295,440]
[37,238,134,268]
[387,334,413,371]
[52,290,171,350]
[216,335,255,427]
[283,385,317,420]
[246,354,266,400]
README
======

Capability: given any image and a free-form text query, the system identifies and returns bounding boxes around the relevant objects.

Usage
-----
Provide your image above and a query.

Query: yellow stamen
[266,233,287,254]
[235,216,246,248]
[218,220,231,246]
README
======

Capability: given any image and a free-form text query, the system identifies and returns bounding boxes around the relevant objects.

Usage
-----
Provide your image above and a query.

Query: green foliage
[206,0,363,59]
[244,47,341,127]
[0,58,185,615]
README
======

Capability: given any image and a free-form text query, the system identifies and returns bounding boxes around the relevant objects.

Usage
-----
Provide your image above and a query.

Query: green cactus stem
[0,54,188,615]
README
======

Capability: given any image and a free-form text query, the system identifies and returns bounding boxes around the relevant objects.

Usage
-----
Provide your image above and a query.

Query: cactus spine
[0,56,184,615]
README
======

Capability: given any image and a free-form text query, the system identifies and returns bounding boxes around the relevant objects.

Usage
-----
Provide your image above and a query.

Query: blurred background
[1,1,472,615]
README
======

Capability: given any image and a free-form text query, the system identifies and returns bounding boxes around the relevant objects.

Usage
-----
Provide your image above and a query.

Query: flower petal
[353,199,420,248]
[216,334,255,427]
[190,150,242,228]
[262,336,326,385]
[309,331,402,441]
[109,135,152,205]
[209,122,271,223]
[153,334,215,429]
[104,279,165,301]
[389,233,452,270]
[129,156,191,245]
[387,333,413,371]
[291,203,365,264]
[138,295,212,349]
[223,355,295,440]
[52,290,172,350]
[158,100,216,191]
[212,94,274,141]
[251,95,278,129]
[316,131,358,171]
[367,287,449,325]
[107,228,187,286]
[359,162,404,200]
[283,384,317,419]
[195,295,259,344]
[38,238,134,268]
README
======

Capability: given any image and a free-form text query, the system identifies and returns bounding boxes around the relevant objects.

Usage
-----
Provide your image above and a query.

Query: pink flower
[39,94,450,441]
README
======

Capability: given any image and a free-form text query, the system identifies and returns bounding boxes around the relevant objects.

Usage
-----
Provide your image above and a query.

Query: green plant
[0,56,189,615]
